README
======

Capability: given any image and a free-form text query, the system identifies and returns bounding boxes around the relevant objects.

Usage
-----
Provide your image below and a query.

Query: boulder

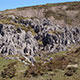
[0,24,3,33]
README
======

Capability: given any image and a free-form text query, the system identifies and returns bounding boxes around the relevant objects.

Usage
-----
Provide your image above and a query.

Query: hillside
[0,1,80,26]
[0,1,80,80]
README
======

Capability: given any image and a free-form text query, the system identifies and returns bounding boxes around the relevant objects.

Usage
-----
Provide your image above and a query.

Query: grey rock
[0,19,80,64]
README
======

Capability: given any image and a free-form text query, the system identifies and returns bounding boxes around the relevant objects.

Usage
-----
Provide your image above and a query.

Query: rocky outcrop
[18,18,80,52]
[0,23,38,63]
[0,18,80,64]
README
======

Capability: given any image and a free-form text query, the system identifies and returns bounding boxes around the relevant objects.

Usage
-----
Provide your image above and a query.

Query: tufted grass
[0,46,80,80]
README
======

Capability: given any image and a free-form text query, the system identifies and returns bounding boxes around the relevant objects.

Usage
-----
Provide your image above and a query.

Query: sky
[0,0,80,11]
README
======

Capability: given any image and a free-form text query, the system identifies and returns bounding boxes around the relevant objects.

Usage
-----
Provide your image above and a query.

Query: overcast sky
[0,0,80,11]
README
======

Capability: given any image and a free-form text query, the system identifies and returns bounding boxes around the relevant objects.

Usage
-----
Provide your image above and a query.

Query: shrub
[24,55,69,77]
[64,66,78,76]
[24,62,44,77]
[1,62,17,78]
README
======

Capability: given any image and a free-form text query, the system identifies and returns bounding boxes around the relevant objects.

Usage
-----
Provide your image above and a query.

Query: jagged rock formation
[0,2,80,64]
[0,23,38,63]
[18,18,80,52]
[0,18,80,64]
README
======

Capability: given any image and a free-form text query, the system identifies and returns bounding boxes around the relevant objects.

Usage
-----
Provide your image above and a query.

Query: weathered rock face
[41,26,80,52]
[0,24,38,56]
[18,18,80,52]
[0,18,80,63]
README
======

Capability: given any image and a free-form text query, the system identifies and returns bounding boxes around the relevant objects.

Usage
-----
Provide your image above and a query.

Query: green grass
[26,47,80,80]
[0,56,29,80]
[0,57,16,71]
[48,51,67,58]
[0,46,80,80]
[15,1,80,10]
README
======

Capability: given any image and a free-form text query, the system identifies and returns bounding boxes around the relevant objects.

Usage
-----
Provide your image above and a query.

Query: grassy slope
[23,46,80,80]
[0,56,28,80]
[0,45,80,80]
